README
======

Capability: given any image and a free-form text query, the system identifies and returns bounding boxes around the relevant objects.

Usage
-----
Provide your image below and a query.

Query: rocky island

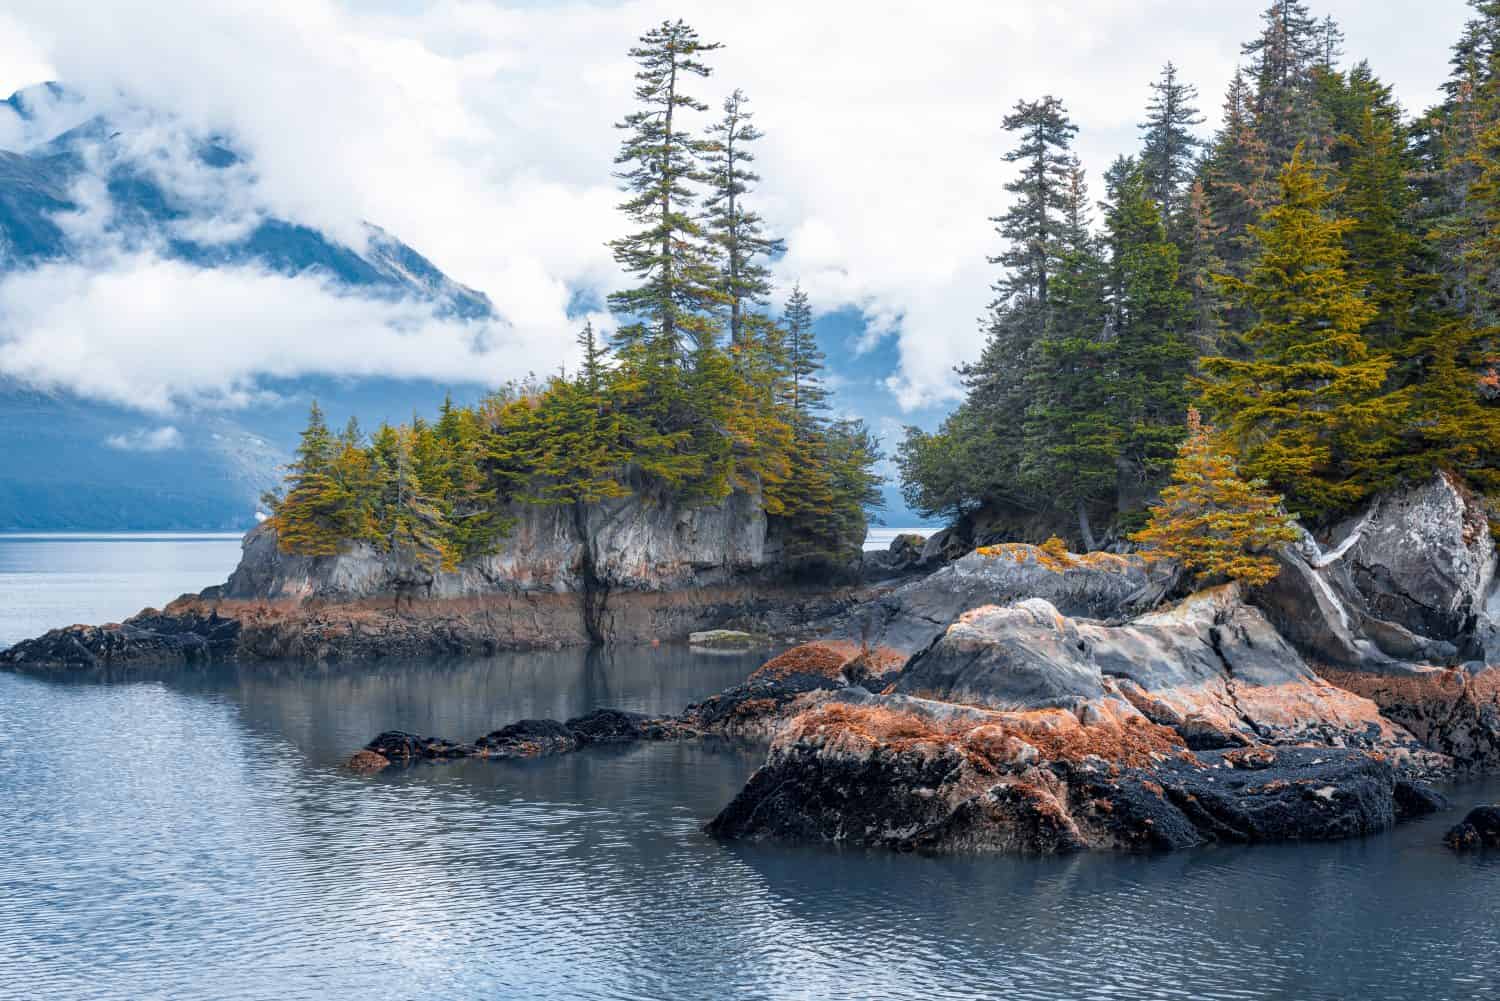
[14,467,1488,856]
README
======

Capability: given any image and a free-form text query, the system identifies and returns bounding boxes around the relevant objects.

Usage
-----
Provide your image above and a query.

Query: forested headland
[263,22,882,574]
[899,0,1500,554]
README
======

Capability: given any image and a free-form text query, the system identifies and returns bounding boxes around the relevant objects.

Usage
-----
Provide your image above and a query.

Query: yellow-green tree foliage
[1131,408,1298,587]
[1199,146,1398,520]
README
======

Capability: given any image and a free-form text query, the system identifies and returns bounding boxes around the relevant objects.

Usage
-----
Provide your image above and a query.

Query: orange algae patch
[750,641,862,683]
[789,702,1191,772]
[973,541,1139,574]
[749,641,909,685]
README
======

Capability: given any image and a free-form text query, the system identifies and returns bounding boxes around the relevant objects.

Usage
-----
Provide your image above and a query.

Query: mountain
[0,83,499,530]
[0,83,493,316]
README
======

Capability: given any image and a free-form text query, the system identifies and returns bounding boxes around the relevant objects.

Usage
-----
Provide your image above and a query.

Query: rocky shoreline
[8,472,1500,855]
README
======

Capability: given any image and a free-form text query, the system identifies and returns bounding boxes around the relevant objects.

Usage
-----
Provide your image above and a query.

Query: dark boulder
[475,719,579,757]
[1444,805,1500,850]
[707,693,1410,854]
[0,604,241,671]
[364,730,474,762]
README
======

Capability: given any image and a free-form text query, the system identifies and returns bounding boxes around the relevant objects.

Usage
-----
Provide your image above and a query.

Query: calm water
[4,536,1500,1001]
[0,533,245,648]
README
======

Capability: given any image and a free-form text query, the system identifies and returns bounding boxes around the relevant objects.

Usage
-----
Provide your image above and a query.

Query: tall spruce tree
[1139,62,1206,230]
[1105,165,1195,503]
[275,402,354,556]
[607,20,725,376]
[1203,67,1276,332]
[782,283,827,427]
[1242,0,1332,166]
[1199,147,1398,519]
[991,96,1079,316]
[1020,163,1114,549]
[704,89,784,359]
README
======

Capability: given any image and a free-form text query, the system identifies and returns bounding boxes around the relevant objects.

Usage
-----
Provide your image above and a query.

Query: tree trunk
[1076,500,1097,553]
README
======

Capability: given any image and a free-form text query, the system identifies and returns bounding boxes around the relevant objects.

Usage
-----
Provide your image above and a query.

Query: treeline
[266,20,882,572]
[899,0,1500,548]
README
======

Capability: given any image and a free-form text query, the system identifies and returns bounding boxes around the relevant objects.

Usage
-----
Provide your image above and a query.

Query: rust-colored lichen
[973,541,1139,574]
[786,701,1191,773]
[750,641,862,683]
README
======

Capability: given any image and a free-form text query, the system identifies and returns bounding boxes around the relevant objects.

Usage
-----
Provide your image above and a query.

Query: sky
[0,0,1479,464]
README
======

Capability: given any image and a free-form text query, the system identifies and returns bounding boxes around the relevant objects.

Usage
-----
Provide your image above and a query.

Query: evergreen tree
[1020,164,1114,549]
[1203,68,1276,292]
[1242,0,1332,166]
[275,402,354,556]
[782,283,827,427]
[576,321,608,397]
[953,97,1081,518]
[1130,408,1299,587]
[703,89,784,359]
[1181,179,1227,351]
[1105,166,1195,501]
[372,424,449,572]
[1139,62,1206,229]
[991,96,1080,315]
[607,20,725,377]
[1199,147,1398,519]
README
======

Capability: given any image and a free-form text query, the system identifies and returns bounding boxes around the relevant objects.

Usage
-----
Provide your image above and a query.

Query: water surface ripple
[4,535,1500,1000]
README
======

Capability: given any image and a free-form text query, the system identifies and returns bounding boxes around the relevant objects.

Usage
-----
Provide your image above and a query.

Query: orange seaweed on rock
[784,699,1193,773]
[974,540,1140,574]
[749,641,908,686]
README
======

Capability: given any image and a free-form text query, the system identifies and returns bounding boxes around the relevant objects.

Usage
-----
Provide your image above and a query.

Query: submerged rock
[1444,805,1500,850]
[689,629,759,650]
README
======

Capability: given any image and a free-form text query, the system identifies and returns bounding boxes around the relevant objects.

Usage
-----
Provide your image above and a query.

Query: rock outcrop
[1249,473,1500,769]
[816,544,1168,658]
[344,640,876,771]
[707,693,1434,853]
[2,486,919,670]
[708,583,1447,853]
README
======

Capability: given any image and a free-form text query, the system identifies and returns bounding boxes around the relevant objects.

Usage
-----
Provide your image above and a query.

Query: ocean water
[0,532,244,648]
[4,535,1500,1001]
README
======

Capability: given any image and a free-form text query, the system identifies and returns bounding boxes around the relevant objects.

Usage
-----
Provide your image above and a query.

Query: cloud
[0,253,582,413]
[104,425,183,451]
[0,0,1475,415]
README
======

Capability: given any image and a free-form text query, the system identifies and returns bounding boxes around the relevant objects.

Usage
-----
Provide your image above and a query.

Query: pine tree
[275,402,356,556]
[607,20,725,378]
[1020,164,1114,549]
[991,97,1079,316]
[1199,147,1398,519]
[1398,318,1500,491]
[372,423,449,572]
[1130,408,1299,587]
[704,89,784,360]
[782,283,827,428]
[1204,68,1276,293]
[1105,165,1195,501]
[1181,179,1227,351]
[576,321,608,397]
[1336,67,1432,352]
[1139,62,1206,230]
[1242,0,1332,166]
[951,97,1081,518]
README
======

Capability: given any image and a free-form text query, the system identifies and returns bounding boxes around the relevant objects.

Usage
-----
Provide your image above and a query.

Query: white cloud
[0,254,571,413]
[104,425,183,451]
[0,0,1475,414]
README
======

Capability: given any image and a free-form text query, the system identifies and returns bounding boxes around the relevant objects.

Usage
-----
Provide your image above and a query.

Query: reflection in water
[5,649,1500,1000]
